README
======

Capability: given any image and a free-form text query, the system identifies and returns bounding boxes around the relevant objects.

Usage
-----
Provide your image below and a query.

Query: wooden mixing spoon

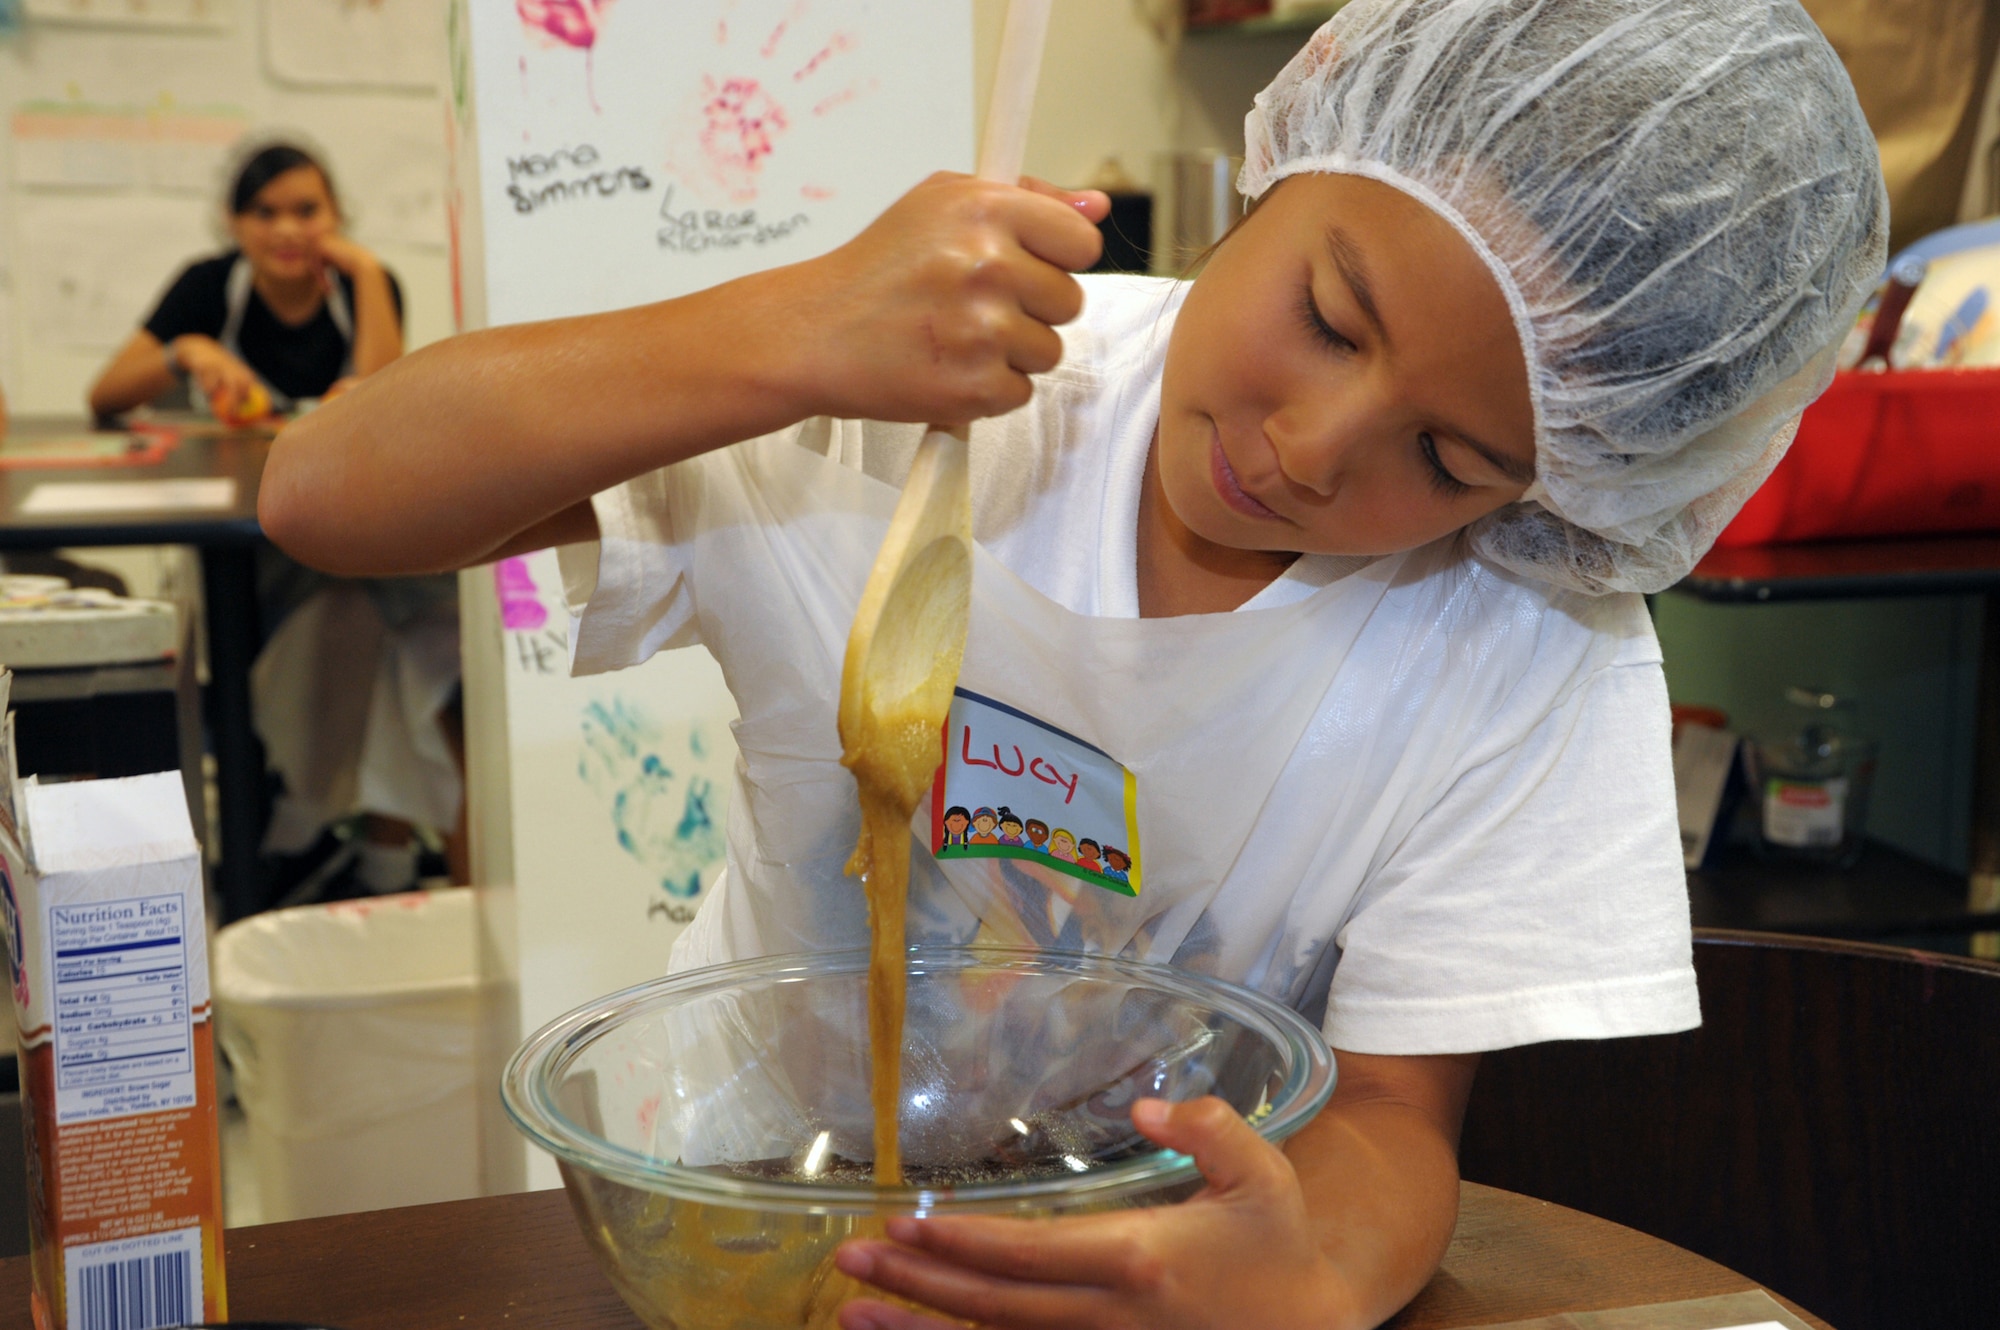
[837,0,1056,850]
[837,0,1056,1186]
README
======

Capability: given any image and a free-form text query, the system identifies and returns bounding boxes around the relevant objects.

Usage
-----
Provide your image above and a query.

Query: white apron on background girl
[219,256,354,412]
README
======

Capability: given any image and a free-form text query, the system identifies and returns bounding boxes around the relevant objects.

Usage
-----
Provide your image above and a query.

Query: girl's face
[1159,173,1536,559]
[231,166,338,284]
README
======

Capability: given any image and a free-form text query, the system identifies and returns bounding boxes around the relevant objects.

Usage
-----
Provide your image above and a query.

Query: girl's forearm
[89,333,178,419]
[260,266,812,576]
[264,174,1109,576]
[346,261,404,377]
[1287,1055,1476,1326]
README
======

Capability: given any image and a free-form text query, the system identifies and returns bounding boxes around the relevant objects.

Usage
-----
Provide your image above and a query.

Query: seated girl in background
[264,0,1885,1323]
[91,143,457,899]
[88,142,403,422]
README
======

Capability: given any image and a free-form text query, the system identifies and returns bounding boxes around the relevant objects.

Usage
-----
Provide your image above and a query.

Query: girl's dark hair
[229,143,336,215]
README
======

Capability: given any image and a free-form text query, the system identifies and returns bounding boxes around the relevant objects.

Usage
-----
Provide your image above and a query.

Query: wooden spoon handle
[978,0,1055,185]
[917,0,1054,450]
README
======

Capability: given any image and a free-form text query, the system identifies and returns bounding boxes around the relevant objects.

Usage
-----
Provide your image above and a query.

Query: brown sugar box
[0,765,227,1329]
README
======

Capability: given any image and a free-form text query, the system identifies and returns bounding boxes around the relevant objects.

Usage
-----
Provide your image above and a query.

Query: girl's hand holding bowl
[833,1097,1350,1330]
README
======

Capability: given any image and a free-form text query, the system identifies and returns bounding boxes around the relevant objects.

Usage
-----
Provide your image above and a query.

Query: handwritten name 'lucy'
[959,724,1081,805]
[656,187,809,254]
[507,144,652,215]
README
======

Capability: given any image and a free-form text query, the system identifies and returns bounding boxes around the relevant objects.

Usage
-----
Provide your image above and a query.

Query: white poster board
[465,550,753,1193]
[456,0,974,1193]
[459,0,974,322]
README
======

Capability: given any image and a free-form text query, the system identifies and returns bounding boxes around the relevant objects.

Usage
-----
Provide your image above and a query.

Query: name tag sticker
[930,688,1141,896]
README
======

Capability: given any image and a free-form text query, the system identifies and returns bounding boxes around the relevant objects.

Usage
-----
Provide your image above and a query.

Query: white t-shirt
[561,274,1699,1055]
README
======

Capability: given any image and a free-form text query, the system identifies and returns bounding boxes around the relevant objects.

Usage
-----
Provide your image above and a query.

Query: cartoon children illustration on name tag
[928,688,1142,897]
[1102,846,1131,887]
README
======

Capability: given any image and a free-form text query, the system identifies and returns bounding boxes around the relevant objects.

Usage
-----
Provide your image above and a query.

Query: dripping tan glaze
[841,707,948,1186]
[835,430,974,1187]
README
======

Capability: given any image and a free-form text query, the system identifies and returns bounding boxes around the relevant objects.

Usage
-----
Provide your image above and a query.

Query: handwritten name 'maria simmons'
[507,144,653,215]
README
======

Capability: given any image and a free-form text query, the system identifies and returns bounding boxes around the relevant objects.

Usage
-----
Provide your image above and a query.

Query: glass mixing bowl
[503,946,1336,1330]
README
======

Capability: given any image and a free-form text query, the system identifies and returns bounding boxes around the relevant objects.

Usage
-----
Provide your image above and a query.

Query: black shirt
[143,251,404,402]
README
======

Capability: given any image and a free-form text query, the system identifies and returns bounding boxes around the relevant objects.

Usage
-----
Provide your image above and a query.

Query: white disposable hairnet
[1240,0,1888,594]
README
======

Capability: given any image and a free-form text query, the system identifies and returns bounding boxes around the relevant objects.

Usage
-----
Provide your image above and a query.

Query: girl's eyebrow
[1451,429,1538,485]
[1323,225,1385,346]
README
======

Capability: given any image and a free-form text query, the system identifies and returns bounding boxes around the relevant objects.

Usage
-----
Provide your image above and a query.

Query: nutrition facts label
[49,894,195,1125]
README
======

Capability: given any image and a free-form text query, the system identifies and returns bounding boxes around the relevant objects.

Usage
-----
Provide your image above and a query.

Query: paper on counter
[1457,1290,1810,1330]
[20,478,237,515]
[1673,722,1740,869]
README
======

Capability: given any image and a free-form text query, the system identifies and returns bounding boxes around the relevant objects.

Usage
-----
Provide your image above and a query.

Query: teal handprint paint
[581,698,727,903]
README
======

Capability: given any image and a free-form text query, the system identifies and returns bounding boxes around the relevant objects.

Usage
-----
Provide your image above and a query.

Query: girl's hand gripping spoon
[838,0,1055,1186]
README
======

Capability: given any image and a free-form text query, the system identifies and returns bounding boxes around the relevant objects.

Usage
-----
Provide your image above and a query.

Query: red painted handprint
[517,0,608,50]
[666,0,862,205]
[695,76,790,201]
[518,0,615,109]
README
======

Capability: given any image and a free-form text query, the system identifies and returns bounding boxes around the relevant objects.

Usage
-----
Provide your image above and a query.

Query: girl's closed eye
[1297,284,1355,353]
[1418,431,1471,499]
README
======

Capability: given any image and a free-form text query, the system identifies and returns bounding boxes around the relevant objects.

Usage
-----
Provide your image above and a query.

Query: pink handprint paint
[664,0,859,206]
[760,0,803,59]
[792,32,853,83]
[517,0,615,110]
[517,0,607,51]
[696,76,791,202]
[495,557,550,632]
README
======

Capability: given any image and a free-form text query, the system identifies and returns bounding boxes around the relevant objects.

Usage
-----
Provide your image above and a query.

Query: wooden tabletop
[0,416,271,549]
[0,1182,1830,1329]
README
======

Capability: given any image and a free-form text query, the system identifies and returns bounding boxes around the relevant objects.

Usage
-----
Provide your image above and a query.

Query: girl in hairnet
[265,0,1884,1323]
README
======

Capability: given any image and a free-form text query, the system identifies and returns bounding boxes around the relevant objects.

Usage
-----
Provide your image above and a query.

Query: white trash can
[213,889,495,1222]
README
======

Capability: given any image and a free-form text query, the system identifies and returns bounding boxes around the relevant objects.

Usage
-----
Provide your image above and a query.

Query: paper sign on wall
[264,0,445,91]
[11,105,248,193]
[16,193,209,350]
[22,0,233,30]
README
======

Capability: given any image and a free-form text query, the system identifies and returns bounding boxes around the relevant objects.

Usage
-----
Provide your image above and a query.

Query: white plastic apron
[670,433,1406,974]
[219,256,354,411]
